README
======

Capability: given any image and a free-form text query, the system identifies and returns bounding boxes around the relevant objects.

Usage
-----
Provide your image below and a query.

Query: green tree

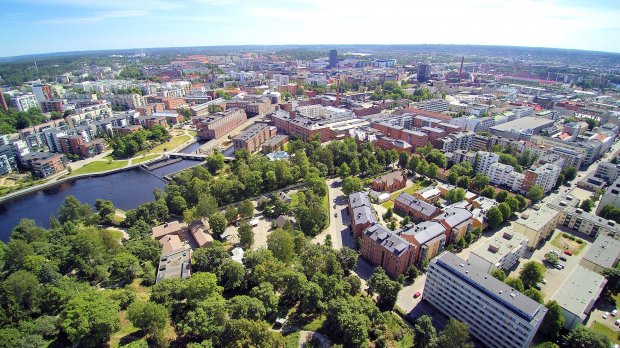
[602,267,620,294]
[504,196,520,213]
[237,200,254,219]
[342,176,364,195]
[224,205,238,223]
[447,171,459,185]
[205,151,225,174]
[486,207,504,228]
[58,195,97,225]
[528,185,544,202]
[437,318,474,348]
[519,261,545,289]
[426,163,439,179]
[61,292,120,347]
[539,300,564,339]
[349,158,361,176]
[126,301,169,343]
[523,288,544,303]
[504,277,525,292]
[2,270,41,316]
[110,252,142,283]
[564,325,611,348]
[209,213,227,238]
[497,202,512,219]
[472,173,490,191]
[219,259,245,292]
[221,319,283,347]
[445,188,466,204]
[301,281,324,313]
[250,283,279,318]
[414,315,438,348]
[457,176,470,189]
[490,269,507,281]
[227,295,266,320]
[580,199,594,212]
[192,241,229,274]
[237,221,254,249]
[398,152,410,169]
[480,187,495,199]
[495,190,508,202]
[562,166,578,181]
[367,268,401,310]
[95,199,116,225]
[267,228,295,263]
[338,162,350,178]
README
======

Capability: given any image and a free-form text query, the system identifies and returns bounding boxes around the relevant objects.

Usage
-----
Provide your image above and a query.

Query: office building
[551,266,606,329]
[425,252,547,348]
[417,63,431,82]
[468,230,528,273]
[328,49,338,68]
[595,162,620,185]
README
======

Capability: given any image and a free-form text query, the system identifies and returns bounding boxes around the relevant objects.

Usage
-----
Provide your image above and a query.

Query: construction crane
[458,56,464,81]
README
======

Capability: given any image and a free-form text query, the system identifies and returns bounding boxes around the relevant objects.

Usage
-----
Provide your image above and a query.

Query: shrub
[576,239,584,244]
[562,233,570,238]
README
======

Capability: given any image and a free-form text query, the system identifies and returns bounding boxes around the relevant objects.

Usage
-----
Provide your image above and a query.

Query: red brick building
[196,108,247,140]
[371,171,407,193]
[27,152,67,177]
[162,98,187,110]
[360,224,417,277]
[112,125,142,135]
[348,192,376,239]
[142,116,168,129]
[232,123,277,153]
[59,136,106,158]
[394,192,442,222]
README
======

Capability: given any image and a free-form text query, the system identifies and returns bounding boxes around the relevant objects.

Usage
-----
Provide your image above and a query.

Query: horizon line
[2,43,620,61]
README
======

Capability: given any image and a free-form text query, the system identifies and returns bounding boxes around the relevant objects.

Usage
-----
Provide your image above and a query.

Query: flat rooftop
[552,266,607,317]
[582,234,620,269]
[434,252,547,323]
[515,204,559,230]
[470,230,528,265]
[156,247,191,283]
[490,116,554,132]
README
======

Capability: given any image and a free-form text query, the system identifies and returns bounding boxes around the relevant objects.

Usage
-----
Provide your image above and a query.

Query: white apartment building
[413,99,450,113]
[594,161,620,184]
[468,230,529,273]
[11,94,38,111]
[476,151,499,174]
[530,163,561,193]
[597,177,620,213]
[425,252,547,348]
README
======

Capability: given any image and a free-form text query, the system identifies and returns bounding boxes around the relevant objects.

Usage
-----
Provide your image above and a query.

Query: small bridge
[169,153,209,161]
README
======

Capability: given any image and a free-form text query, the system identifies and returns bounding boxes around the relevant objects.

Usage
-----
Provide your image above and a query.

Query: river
[0,144,205,241]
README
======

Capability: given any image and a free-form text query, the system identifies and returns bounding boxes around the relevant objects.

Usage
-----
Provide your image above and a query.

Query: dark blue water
[0,160,201,241]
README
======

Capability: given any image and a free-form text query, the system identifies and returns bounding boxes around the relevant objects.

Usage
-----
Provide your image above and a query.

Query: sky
[1,0,619,57]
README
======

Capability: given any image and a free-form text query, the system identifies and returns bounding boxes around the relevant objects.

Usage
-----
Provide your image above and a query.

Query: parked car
[560,256,568,262]
[414,291,422,298]
[615,319,620,326]
[541,278,547,284]
[603,312,609,319]
[533,283,542,290]
[550,250,558,255]
[554,264,564,270]
[564,250,573,256]
[612,309,617,316]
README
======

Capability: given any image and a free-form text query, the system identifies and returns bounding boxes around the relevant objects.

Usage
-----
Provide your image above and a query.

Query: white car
[603,313,608,319]
[541,279,547,284]
[612,309,618,316]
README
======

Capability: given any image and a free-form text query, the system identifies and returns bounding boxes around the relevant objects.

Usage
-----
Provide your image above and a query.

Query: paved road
[312,178,354,249]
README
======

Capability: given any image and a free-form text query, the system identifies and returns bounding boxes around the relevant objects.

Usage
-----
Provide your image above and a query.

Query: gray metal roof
[352,206,375,226]
[436,207,473,228]
[349,191,371,209]
[402,221,446,244]
[395,192,440,216]
[583,234,620,269]
[364,224,411,257]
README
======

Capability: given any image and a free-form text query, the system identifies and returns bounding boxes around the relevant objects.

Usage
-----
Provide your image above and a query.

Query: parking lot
[508,229,593,302]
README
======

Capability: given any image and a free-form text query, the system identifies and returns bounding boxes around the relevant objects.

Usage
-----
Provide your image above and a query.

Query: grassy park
[70,160,129,176]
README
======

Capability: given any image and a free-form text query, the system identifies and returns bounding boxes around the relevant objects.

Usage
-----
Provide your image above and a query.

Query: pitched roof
[395,192,440,216]
[152,221,182,239]
[363,224,412,257]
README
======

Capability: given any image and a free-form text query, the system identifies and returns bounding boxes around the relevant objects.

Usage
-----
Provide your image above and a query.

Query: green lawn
[550,233,587,255]
[146,135,191,154]
[590,322,620,344]
[389,181,427,201]
[284,332,301,348]
[132,154,161,164]
[381,200,395,209]
[303,315,326,331]
[613,293,620,309]
[70,160,129,176]
[187,130,197,136]
[108,311,144,348]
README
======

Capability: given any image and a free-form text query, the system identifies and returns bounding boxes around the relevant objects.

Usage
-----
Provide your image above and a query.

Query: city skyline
[2,0,620,57]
